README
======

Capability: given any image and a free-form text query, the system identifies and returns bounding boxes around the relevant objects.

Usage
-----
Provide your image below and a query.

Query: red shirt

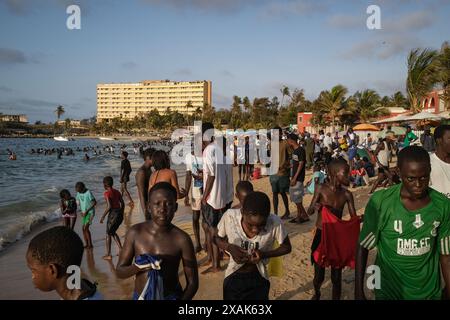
[104,188,122,209]
[313,206,361,269]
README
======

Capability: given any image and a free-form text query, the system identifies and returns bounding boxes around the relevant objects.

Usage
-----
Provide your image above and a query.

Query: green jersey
[359,184,450,300]
[403,131,418,147]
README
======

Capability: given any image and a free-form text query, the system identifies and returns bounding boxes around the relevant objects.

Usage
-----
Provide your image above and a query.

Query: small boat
[54,136,69,141]
[99,137,116,141]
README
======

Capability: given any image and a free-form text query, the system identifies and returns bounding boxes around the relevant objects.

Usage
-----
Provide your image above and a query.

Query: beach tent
[372,113,410,124]
[402,111,444,121]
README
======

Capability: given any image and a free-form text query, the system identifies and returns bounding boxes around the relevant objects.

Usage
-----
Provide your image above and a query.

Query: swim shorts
[106,208,123,235]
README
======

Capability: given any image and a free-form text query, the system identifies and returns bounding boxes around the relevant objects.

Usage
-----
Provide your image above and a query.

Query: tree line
[42,42,450,135]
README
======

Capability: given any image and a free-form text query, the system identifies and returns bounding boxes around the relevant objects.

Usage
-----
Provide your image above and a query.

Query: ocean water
[0,138,184,251]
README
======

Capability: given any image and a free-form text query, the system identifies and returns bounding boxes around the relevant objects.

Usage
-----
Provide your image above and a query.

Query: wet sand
[0,166,376,300]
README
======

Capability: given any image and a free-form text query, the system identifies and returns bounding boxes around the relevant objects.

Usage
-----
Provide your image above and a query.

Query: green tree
[202,103,215,123]
[230,95,242,129]
[64,118,71,134]
[406,48,440,113]
[193,106,202,121]
[391,91,409,109]
[55,105,65,122]
[316,84,348,130]
[280,89,311,126]
[280,85,291,108]
[53,105,65,135]
[310,99,328,127]
[185,100,194,114]
[351,89,388,123]
[111,117,122,133]
[437,41,450,110]
[146,109,164,130]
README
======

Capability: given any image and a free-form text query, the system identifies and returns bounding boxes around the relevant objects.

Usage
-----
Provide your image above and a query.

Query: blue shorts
[348,148,357,161]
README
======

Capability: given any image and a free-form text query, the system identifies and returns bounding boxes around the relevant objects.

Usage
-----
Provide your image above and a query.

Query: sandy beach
[0,166,376,300]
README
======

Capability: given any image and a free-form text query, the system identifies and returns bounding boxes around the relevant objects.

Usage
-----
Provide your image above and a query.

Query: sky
[0,0,449,123]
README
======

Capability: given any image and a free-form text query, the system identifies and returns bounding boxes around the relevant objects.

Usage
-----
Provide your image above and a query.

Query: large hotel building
[96,80,212,122]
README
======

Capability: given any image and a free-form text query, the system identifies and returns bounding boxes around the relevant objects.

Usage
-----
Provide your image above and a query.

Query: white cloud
[340,33,423,60]
[383,10,434,32]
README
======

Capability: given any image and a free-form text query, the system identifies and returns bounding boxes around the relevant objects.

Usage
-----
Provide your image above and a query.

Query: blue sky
[0,0,449,123]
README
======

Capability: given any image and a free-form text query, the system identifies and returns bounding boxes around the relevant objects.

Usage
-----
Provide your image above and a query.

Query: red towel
[312,206,361,269]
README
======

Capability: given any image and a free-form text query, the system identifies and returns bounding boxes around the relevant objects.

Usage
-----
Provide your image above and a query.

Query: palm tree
[201,103,215,123]
[406,48,439,113]
[317,84,348,130]
[230,95,242,129]
[194,106,202,121]
[352,89,388,122]
[55,105,65,122]
[185,101,194,125]
[280,86,291,108]
[53,105,65,135]
[437,41,450,110]
[391,91,410,109]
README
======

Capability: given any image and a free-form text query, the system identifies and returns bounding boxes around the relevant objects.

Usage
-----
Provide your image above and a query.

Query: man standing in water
[135,148,155,217]
[120,151,134,207]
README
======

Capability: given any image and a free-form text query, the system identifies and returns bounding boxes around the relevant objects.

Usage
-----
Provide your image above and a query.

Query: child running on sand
[116,182,198,300]
[100,176,124,260]
[307,158,357,300]
[26,226,102,300]
[356,146,450,300]
[59,189,77,230]
[75,182,96,249]
[215,191,292,300]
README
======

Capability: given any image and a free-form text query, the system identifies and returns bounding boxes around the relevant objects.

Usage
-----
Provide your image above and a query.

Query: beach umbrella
[353,123,380,131]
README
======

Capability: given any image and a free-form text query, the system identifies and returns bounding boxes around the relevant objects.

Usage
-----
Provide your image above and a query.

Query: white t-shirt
[217,210,287,280]
[323,136,333,149]
[203,142,227,210]
[377,141,390,167]
[348,132,355,141]
[185,153,203,199]
[430,153,450,198]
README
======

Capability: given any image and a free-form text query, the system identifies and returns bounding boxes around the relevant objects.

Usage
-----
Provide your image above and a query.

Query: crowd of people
[25,122,450,301]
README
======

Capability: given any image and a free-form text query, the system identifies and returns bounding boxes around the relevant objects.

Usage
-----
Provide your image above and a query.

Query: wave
[43,186,58,193]
[0,208,61,251]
